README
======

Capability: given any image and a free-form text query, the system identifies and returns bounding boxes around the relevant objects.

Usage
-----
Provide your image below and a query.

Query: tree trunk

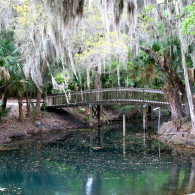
[1,88,8,111]
[18,94,24,122]
[34,90,42,120]
[163,75,185,127]
[179,32,195,135]
[183,92,190,120]
[34,59,47,120]
[94,66,102,101]
[94,66,102,89]
[163,83,184,127]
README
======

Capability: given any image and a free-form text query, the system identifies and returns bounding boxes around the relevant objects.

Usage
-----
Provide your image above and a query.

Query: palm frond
[0,67,10,81]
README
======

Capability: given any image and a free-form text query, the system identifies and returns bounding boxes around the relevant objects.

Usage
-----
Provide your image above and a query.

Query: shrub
[0,102,11,122]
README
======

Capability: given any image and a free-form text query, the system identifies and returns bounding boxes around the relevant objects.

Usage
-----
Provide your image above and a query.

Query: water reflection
[85,177,93,195]
[0,123,194,195]
[188,158,195,193]
[90,128,104,151]
[160,157,195,195]
[123,137,126,159]
[158,139,161,158]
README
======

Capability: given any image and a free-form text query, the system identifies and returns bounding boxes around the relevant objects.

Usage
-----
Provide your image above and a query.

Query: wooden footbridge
[44,87,169,108]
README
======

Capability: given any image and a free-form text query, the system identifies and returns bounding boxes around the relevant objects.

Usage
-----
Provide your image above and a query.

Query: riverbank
[0,101,91,150]
[0,101,142,146]
[0,102,148,150]
[159,121,195,154]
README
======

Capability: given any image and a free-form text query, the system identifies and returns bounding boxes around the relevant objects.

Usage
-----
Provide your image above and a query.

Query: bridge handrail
[46,87,163,97]
[44,87,169,107]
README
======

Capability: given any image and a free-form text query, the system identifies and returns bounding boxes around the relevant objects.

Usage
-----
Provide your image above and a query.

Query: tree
[0,66,10,110]
[0,31,13,111]
[0,31,26,121]
[140,40,186,127]
[179,2,195,135]
[34,57,47,120]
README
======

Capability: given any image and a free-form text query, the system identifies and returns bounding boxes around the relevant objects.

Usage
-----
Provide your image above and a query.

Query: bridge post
[97,105,101,146]
[147,106,152,129]
[123,114,126,159]
[143,89,145,103]
[89,104,93,128]
[97,105,101,128]
[123,114,126,137]
[143,104,147,130]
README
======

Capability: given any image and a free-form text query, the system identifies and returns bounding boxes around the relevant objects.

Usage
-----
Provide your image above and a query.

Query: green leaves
[55,74,66,85]
[0,102,11,122]
[181,3,195,35]
[0,31,27,96]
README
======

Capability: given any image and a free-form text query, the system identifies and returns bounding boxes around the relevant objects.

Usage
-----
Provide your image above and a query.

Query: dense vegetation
[0,0,194,134]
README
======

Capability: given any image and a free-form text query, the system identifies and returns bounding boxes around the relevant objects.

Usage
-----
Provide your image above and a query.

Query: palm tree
[0,32,14,110]
[0,66,10,110]
[0,31,27,121]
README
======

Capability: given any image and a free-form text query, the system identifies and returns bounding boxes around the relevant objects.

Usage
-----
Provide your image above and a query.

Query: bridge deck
[45,88,169,108]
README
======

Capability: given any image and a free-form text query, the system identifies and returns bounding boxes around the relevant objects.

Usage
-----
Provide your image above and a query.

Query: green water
[0,123,194,195]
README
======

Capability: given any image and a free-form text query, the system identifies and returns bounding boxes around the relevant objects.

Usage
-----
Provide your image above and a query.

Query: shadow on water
[0,122,194,195]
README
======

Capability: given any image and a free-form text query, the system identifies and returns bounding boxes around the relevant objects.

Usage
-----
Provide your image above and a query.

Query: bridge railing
[45,87,168,107]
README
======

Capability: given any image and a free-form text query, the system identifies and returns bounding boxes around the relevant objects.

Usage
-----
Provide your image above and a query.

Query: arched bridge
[44,87,169,108]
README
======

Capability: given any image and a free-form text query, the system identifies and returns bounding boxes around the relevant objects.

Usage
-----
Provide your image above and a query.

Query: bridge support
[89,104,93,128]
[123,114,126,137]
[143,105,152,130]
[89,104,101,129]
[123,114,126,159]
[147,106,152,130]
[97,105,101,129]
[143,105,147,130]
[97,105,101,146]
